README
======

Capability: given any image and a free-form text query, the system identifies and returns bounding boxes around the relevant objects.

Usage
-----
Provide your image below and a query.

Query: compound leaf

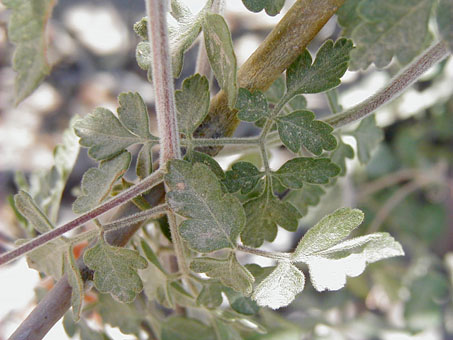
[161,316,216,340]
[436,0,453,52]
[165,160,245,252]
[241,187,300,247]
[73,152,131,214]
[190,254,255,295]
[241,0,285,16]
[302,233,404,291]
[273,157,340,189]
[176,74,210,136]
[84,238,147,303]
[285,39,353,98]
[293,208,364,260]
[350,0,434,70]
[252,261,305,309]
[223,162,263,194]
[65,246,84,321]
[276,110,337,155]
[236,88,270,122]
[350,114,383,164]
[202,13,238,107]
[3,0,55,104]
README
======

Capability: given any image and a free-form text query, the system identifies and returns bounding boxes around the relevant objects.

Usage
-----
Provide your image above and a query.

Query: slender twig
[187,137,260,147]
[237,245,291,261]
[324,41,450,128]
[146,0,181,164]
[0,169,164,266]
[102,204,168,233]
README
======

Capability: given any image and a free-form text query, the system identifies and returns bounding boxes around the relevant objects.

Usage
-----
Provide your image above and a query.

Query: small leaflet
[330,139,354,176]
[276,110,337,155]
[349,0,434,70]
[223,287,259,315]
[136,142,153,179]
[175,74,210,136]
[241,0,286,16]
[202,13,238,107]
[73,152,131,214]
[285,183,326,217]
[75,92,157,161]
[350,114,383,164]
[223,162,264,194]
[185,151,225,180]
[236,88,270,122]
[252,261,305,309]
[197,282,224,309]
[83,237,148,303]
[65,246,84,321]
[272,157,340,189]
[3,0,55,104]
[241,186,300,248]
[165,160,245,252]
[190,254,255,295]
[436,0,453,52]
[14,190,54,233]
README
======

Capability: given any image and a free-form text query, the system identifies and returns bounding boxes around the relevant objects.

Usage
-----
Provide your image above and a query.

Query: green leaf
[138,253,167,302]
[336,0,363,37]
[241,187,300,247]
[212,318,243,340]
[83,237,147,303]
[273,157,340,189]
[330,139,354,176]
[140,239,167,274]
[65,247,84,321]
[14,190,53,233]
[190,254,255,295]
[184,151,225,180]
[285,39,353,97]
[285,184,326,216]
[73,152,131,214]
[349,0,434,70]
[302,233,404,291]
[350,115,383,164]
[252,261,305,309]
[197,282,224,309]
[436,0,453,52]
[3,0,55,104]
[223,162,263,194]
[236,88,270,122]
[223,287,259,315]
[176,74,210,136]
[136,142,153,179]
[276,110,337,155]
[202,13,238,107]
[165,160,245,252]
[161,316,216,340]
[241,0,285,16]
[75,92,157,160]
[292,208,365,259]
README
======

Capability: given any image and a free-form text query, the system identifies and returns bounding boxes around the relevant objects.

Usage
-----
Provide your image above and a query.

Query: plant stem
[324,41,450,128]
[237,245,291,261]
[0,169,164,266]
[187,137,260,147]
[146,0,181,164]
[102,204,168,233]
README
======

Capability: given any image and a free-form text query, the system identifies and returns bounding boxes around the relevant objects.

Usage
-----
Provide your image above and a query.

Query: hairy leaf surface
[65,247,84,321]
[3,0,55,104]
[202,14,238,107]
[236,88,270,122]
[84,238,147,303]
[276,110,337,155]
[241,0,285,16]
[223,162,263,194]
[252,261,305,309]
[190,254,255,295]
[73,152,131,214]
[14,190,53,233]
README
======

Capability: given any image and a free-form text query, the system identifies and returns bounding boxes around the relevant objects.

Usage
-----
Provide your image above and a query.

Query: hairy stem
[146,0,181,164]
[0,170,164,266]
[237,245,291,260]
[187,137,260,147]
[324,41,450,128]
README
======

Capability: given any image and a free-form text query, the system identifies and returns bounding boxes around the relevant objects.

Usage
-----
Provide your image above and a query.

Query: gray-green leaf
[350,0,434,70]
[65,247,84,321]
[330,139,354,176]
[136,143,153,179]
[241,0,285,16]
[273,157,340,189]
[436,0,453,52]
[223,162,263,194]
[252,261,305,309]
[197,282,224,309]
[176,74,210,136]
[165,160,245,252]
[350,114,383,164]
[73,152,131,214]
[3,0,55,104]
[161,316,216,340]
[190,254,255,295]
[14,190,54,233]
[83,238,147,303]
[236,88,270,122]
[117,92,153,139]
[202,14,238,107]
[285,184,326,217]
[276,110,337,155]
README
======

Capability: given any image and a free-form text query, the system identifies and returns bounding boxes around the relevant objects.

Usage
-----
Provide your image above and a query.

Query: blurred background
[1,0,453,339]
